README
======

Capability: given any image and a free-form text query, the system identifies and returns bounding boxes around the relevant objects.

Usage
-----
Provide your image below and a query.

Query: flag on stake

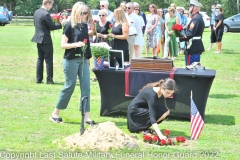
[190,91,204,140]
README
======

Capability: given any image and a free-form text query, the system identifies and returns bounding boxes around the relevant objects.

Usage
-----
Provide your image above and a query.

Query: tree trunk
[238,0,240,13]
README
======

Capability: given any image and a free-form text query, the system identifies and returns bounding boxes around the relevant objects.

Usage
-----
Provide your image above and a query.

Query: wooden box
[130,58,173,72]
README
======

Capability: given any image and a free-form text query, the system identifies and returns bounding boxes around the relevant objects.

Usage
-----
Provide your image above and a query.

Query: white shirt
[125,12,140,35]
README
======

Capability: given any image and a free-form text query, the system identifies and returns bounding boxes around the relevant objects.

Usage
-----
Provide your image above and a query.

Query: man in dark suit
[31,0,64,84]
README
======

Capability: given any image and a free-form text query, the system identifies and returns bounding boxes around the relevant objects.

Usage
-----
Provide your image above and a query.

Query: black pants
[36,43,53,82]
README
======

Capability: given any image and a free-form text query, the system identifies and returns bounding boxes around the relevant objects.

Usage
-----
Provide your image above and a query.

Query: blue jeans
[56,57,90,112]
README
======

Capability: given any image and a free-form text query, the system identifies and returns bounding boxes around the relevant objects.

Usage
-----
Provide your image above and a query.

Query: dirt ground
[62,121,196,151]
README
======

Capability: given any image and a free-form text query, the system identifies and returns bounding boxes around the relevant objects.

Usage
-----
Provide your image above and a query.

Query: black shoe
[36,81,43,84]
[46,80,56,84]
[153,56,158,59]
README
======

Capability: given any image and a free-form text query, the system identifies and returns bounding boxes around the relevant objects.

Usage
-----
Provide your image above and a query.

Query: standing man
[180,0,205,66]
[125,2,141,64]
[99,0,115,23]
[31,0,64,84]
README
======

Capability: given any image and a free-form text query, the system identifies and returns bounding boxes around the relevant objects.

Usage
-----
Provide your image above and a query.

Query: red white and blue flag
[191,97,204,140]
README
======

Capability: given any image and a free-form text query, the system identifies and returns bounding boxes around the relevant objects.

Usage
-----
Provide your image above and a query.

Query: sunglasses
[99,14,105,17]
[188,4,194,7]
[216,8,219,9]
[126,7,131,10]
[149,6,154,8]
[100,5,105,7]
[80,12,88,15]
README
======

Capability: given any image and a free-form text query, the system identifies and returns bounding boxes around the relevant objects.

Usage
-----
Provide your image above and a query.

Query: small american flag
[191,97,204,140]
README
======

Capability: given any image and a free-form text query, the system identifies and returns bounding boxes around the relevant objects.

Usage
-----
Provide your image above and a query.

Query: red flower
[176,136,186,143]
[164,130,170,136]
[167,139,172,145]
[160,139,166,145]
[83,39,88,44]
[172,24,183,37]
[109,24,113,28]
[143,135,152,142]
[93,20,97,23]
[152,136,160,142]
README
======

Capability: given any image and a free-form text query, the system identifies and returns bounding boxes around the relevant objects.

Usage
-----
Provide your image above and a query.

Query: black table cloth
[93,68,216,120]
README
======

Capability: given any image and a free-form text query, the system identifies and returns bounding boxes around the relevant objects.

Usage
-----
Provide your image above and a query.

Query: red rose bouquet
[172,24,183,37]
[142,129,186,146]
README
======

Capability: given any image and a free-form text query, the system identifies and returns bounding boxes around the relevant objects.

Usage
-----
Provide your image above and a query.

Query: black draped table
[92,68,216,120]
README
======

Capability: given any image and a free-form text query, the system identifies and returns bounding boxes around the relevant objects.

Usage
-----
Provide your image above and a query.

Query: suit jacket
[31,8,62,44]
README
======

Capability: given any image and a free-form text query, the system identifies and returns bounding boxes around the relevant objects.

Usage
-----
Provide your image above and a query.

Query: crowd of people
[31,0,223,136]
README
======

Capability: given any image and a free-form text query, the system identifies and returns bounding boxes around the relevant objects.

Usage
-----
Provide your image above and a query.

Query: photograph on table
[108,49,124,70]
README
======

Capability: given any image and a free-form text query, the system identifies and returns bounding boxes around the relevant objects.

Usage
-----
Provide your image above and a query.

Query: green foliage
[91,46,109,58]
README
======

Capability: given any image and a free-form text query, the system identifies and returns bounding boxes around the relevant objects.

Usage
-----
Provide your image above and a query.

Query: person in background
[120,1,127,12]
[177,6,187,55]
[207,4,216,51]
[86,7,95,43]
[165,6,179,60]
[127,78,178,140]
[213,4,224,54]
[179,0,204,66]
[50,2,94,125]
[125,2,141,64]
[108,7,129,64]
[145,4,159,59]
[31,0,64,84]
[94,9,111,43]
[99,0,115,23]
[133,2,146,35]
[156,8,165,57]
[133,6,145,57]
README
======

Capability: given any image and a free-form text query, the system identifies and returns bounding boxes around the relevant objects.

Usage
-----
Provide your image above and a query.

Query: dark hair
[139,78,178,92]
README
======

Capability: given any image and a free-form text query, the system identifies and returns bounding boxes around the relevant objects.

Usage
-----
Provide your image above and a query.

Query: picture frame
[108,49,124,70]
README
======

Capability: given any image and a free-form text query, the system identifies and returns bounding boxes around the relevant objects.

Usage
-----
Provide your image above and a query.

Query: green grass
[0,25,240,159]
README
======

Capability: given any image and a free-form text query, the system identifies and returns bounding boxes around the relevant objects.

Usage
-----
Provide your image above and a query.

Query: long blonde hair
[70,2,88,28]
[114,7,129,26]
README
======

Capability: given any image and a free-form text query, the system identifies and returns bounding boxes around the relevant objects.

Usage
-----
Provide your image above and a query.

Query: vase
[94,56,105,69]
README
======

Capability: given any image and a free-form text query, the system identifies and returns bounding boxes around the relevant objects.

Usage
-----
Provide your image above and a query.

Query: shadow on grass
[204,114,235,125]
[209,94,239,99]
[222,49,239,54]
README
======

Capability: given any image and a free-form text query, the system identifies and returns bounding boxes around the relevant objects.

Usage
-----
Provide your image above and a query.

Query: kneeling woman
[127,78,177,140]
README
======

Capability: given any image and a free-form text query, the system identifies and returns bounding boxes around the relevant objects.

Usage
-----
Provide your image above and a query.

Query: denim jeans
[56,57,90,112]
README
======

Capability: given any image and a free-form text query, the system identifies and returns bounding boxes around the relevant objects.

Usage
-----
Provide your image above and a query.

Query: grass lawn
[0,24,240,159]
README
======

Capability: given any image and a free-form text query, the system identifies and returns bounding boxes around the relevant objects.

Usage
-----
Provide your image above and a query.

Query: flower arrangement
[81,38,88,77]
[172,24,183,37]
[107,23,113,42]
[91,45,109,59]
[142,129,186,146]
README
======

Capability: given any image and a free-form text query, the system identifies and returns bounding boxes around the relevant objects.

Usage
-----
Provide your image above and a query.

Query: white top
[125,12,141,35]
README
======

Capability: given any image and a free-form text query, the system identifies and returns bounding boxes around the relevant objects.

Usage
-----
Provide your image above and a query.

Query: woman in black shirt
[127,78,178,140]
[213,4,224,54]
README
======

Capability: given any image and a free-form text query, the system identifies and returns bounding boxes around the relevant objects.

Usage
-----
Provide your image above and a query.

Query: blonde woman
[165,6,179,60]
[50,2,95,126]
[108,7,129,63]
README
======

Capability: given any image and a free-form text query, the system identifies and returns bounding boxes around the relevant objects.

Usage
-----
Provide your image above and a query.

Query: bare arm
[61,34,85,49]
[152,123,167,140]
[108,23,129,40]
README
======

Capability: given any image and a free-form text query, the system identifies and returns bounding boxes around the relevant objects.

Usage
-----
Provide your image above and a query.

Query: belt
[75,54,82,57]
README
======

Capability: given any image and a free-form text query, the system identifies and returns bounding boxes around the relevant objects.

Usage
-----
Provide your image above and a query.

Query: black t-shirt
[96,21,111,34]
[62,22,92,60]
[214,13,224,30]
